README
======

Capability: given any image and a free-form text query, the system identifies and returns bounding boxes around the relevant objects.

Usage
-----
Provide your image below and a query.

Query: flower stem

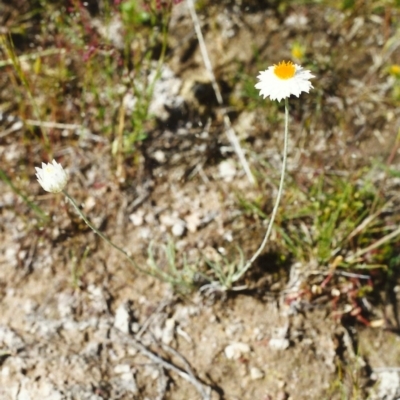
[63,190,149,276]
[232,98,289,284]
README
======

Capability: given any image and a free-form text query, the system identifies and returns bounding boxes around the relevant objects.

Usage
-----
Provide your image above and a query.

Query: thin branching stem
[232,98,289,283]
[63,190,150,276]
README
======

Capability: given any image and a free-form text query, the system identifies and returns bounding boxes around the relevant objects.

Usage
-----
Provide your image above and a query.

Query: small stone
[114,303,131,334]
[376,371,400,399]
[162,318,175,345]
[129,210,145,226]
[153,150,166,164]
[218,160,236,182]
[159,213,175,227]
[269,337,290,350]
[172,220,186,237]
[331,288,341,297]
[144,364,160,380]
[0,325,25,352]
[224,342,251,360]
[250,367,264,380]
[185,212,201,233]
[114,364,138,394]
[84,196,96,212]
[114,364,131,374]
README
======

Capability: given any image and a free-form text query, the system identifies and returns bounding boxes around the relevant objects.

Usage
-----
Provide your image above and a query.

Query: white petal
[255,63,314,101]
[35,159,68,193]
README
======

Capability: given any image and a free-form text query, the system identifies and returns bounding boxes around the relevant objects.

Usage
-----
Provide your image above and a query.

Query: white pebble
[250,367,264,380]
[114,303,131,334]
[224,342,251,360]
[269,337,290,350]
[172,220,186,237]
[162,318,176,345]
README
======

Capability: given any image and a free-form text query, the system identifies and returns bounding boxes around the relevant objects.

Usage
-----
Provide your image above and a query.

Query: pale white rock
[284,13,308,28]
[162,318,176,345]
[148,65,184,121]
[218,160,236,182]
[223,231,233,242]
[17,387,31,400]
[37,382,64,400]
[131,322,140,333]
[269,337,290,350]
[114,303,131,334]
[250,367,264,380]
[17,377,32,400]
[144,364,160,380]
[1,365,10,378]
[114,364,138,393]
[129,210,145,226]
[0,325,25,351]
[0,191,15,206]
[120,371,138,394]
[57,292,76,318]
[144,212,156,224]
[153,150,166,164]
[83,341,101,358]
[159,213,175,227]
[114,364,130,374]
[185,212,202,233]
[87,285,109,313]
[171,220,186,237]
[4,246,19,268]
[140,227,151,239]
[224,342,251,360]
[84,196,96,212]
[23,299,38,315]
[375,371,400,400]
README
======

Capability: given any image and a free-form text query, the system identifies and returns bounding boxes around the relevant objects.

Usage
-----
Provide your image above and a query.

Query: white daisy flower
[255,61,314,102]
[35,159,68,193]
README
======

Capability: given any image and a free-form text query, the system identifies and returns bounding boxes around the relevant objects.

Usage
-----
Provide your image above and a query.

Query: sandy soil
[1,1,400,399]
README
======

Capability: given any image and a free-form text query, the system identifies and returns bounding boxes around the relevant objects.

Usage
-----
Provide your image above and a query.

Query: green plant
[278,172,391,268]
[147,239,199,293]
[115,0,173,155]
[201,246,246,292]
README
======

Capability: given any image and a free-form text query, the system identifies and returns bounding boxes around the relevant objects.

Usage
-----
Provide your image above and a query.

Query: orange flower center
[273,61,296,80]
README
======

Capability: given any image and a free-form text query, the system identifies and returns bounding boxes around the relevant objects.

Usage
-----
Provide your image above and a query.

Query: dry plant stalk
[186,0,255,185]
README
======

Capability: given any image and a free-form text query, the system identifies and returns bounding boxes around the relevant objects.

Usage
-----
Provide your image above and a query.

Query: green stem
[63,190,149,276]
[232,98,290,283]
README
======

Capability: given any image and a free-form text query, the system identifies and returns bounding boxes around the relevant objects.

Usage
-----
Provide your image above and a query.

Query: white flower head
[255,61,314,102]
[35,159,68,193]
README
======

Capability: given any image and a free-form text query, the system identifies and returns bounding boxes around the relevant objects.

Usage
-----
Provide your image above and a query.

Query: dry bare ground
[1,1,400,399]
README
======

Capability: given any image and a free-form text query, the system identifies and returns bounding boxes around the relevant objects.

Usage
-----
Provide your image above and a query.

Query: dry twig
[186,0,255,185]
[130,336,212,400]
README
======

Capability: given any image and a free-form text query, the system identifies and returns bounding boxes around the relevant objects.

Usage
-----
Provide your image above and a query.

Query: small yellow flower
[291,42,306,62]
[255,61,314,102]
[388,64,400,78]
[35,159,68,193]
